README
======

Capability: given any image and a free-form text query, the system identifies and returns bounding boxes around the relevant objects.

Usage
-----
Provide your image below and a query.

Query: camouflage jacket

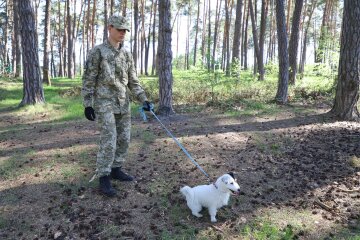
[81,40,147,114]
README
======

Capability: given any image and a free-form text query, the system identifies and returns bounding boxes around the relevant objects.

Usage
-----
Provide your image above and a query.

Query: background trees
[0,0,357,115]
[0,0,344,80]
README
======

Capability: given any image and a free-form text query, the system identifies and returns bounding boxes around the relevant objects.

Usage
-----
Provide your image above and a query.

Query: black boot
[111,167,134,181]
[99,175,117,197]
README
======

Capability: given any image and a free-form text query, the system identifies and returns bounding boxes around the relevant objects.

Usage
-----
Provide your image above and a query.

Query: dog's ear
[228,172,235,179]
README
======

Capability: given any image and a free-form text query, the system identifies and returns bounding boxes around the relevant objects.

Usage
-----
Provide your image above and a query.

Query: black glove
[84,107,96,121]
[142,101,153,111]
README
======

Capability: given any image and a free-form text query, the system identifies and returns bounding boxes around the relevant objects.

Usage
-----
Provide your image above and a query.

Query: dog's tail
[180,186,193,200]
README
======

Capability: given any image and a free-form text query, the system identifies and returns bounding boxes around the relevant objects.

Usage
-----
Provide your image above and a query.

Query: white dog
[180,172,241,222]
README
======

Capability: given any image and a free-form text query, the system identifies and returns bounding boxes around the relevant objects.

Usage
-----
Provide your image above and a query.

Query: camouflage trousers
[96,110,131,177]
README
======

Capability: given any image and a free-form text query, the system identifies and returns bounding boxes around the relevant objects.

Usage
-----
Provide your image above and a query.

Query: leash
[139,106,211,180]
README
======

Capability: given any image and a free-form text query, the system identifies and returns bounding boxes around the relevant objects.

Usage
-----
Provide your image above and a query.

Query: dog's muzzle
[230,189,241,195]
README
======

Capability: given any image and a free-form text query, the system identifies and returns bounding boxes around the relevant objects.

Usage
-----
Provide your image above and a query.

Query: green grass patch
[241,220,296,240]
[0,215,9,230]
[0,151,37,180]
[350,156,360,168]
[0,77,84,121]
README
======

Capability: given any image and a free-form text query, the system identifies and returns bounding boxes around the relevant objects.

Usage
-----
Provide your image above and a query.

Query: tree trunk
[157,0,174,116]
[288,0,303,85]
[67,0,74,79]
[86,0,91,54]
[19,0,45,106]
[275,0,289,104]
[103,0,108,42]
[13,0,22,77]
[185,5,191,70]
[224,0,232,76]
[267,0,275,62]
[140,0,145,75]
[201,0,208,66]
[315,0,332,63]
[110,0,114,15]
[240,0,249,67]
[232,0,243,63]
[43,0,51,85]
[299,0,316,77]
[145,0,154,76]
[286,0,292,34]
[249,0,265,80]
[122,0,127,16]
[91,0,96,48]
[330,0,360,121]
[243,2,250,69]
[207,0,211,71]
[151,0,157,76]
[211,0,221,70]
[193,0,201,66]
[62,3,68,76]
[259,0,268,78]
[2,0,9,74]
[133,0,139,69]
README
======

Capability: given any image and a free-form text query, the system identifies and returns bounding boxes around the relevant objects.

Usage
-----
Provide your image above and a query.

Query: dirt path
[0,105,359,239]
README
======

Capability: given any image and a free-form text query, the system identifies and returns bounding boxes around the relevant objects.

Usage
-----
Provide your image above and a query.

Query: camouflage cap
[108,15,130,32]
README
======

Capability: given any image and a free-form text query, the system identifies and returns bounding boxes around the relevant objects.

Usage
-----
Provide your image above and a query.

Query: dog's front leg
[208,207,217,222]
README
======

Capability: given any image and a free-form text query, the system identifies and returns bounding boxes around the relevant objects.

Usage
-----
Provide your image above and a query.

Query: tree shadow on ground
[1,110,359,239]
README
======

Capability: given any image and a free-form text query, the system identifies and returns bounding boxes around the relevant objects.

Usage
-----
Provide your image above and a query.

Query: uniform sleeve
[81,48,101,108]
[126,52,148,103]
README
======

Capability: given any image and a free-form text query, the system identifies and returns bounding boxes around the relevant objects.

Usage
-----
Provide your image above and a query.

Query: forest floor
[0,99,360,239]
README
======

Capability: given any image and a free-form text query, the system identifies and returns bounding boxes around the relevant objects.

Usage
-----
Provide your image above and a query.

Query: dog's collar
[213,183,218,189]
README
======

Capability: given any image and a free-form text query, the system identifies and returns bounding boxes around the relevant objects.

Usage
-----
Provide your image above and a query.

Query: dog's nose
[237,189,241,192]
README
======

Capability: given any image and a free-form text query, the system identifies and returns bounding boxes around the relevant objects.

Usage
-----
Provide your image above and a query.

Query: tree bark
[193,0,201,66]
[185,4,191,70]
[91,0,96,48]
[243,1,250,69]
[232,0,243,63]
[224,0,232,76]
[67,0,74,79]
[122,0,127,16]
[133,0,139,69]
[13,0,22,77]
[211,0,221,70]
[201,0,208,66]
[315,0,332,63]
[103,0,108,42]
[275,0,289,104]
[151,0,157,76]
[286,0,292,34]
[288,0,304,85]
[259,0,268,78]
[249,0,265,80]
[19,0,45,105]
[299,0,316,77]
[157,0,174,115]
[110,0,114,15]
[140,0,145,74]
[145,0,154,76]
[43,0,51,85]
[207,0,211,71]
[330,0,360,120]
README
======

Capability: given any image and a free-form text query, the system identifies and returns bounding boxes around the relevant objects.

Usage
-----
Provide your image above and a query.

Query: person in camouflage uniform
[82,15,152,197]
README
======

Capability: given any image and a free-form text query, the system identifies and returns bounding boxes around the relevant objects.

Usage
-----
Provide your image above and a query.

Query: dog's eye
[230,182,234,185]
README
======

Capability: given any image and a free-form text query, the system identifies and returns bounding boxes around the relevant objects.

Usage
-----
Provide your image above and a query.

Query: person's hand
[142,101,153,111]
[84,107,96,121]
